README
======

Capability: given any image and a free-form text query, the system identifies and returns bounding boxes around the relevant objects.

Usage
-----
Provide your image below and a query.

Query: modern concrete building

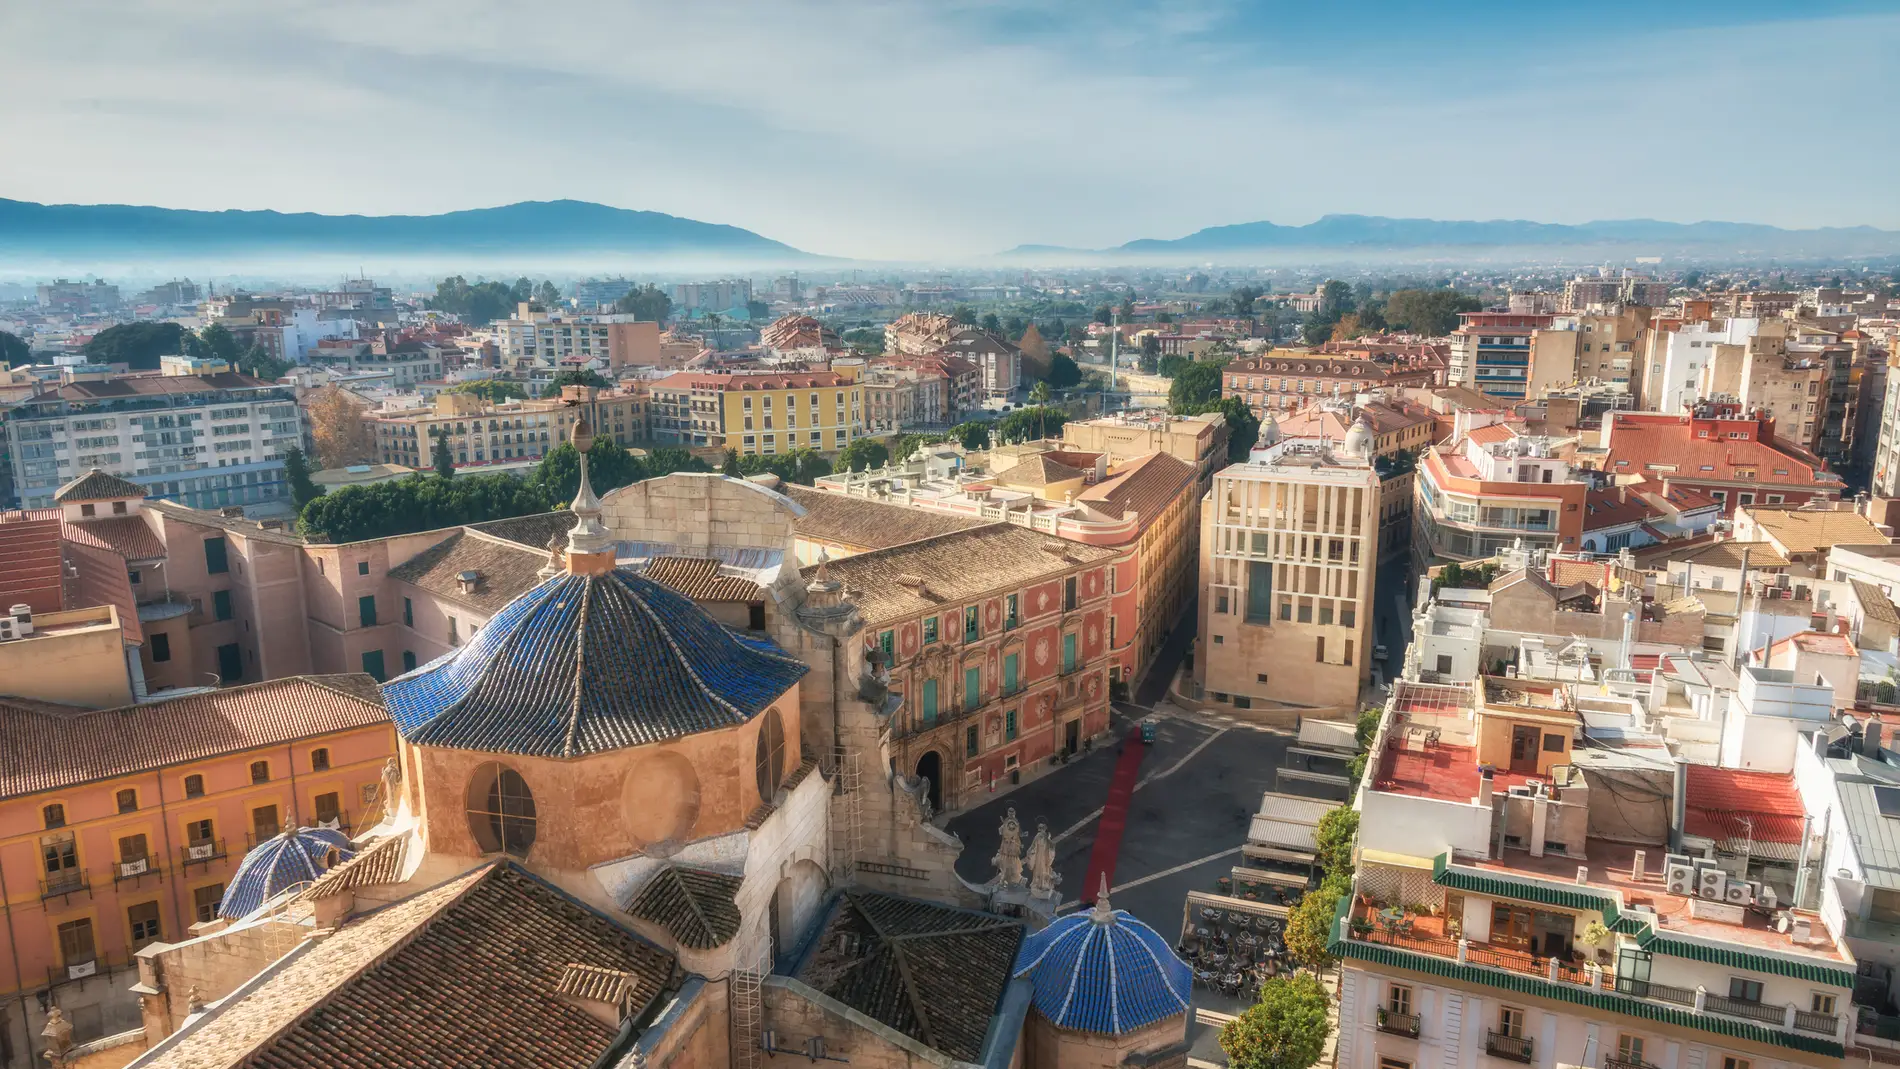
[1196,433,1380,714]
[1413,418,1590,565]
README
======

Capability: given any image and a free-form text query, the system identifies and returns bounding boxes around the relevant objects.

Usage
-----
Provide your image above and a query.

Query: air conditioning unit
[1663,852,1693,871]
[1758,885,1780,910]
[1723,879,1752,905]
[1698,867,1728,900]
[1665,862,1698,894]
[118,858,148,878]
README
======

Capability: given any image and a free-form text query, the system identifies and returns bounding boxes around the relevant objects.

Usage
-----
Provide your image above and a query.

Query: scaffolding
[830,746,862,884]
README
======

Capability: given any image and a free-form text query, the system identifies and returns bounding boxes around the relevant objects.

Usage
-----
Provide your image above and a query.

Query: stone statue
[992,808,1025,888]
[1027,819,1059,898]
[40,1005,73,1067]
[369,758,402,825]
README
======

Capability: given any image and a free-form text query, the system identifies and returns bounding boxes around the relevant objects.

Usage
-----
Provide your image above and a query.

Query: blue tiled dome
[1012,894,1192,1035]
[383,569,808,758]
[220,827,355,919]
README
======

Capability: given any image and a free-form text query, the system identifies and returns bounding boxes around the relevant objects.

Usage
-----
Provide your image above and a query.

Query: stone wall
[761,978,961,1069]
[600,473,802,557]
[135,917,307,1041]
[1024,1012,1188,1069]
[636,977,730,1069]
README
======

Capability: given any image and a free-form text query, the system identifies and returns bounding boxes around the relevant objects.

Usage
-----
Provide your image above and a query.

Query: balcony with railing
[112,852,161,888]
[181,837,228,871]
[1605,1058,1658,1069]
[40,869,89,903]
[1485,1031,1533,1063]
[1376,1008,1420,1038]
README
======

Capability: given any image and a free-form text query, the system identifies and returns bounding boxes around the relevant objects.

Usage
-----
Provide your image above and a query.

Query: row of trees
[1161,356,1260,461]
[1301,282,1481,344]
[427,276,560,324]
[75,321,291,377]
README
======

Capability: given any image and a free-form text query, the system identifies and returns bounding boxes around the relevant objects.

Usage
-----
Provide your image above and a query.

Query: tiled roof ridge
[294,835,409,903]
[801,518,1010,568]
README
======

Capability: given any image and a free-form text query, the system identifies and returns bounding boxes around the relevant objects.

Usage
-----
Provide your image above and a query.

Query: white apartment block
[6,371,302,510]
[1646,319,1761,415]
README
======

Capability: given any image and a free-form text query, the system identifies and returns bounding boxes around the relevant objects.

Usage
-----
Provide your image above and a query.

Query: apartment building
[1062,409,1230,494]
[1446,312,1556,400]
[1600,404,1844,516]
[1196,433,1380,712]
[885,312,959,356]
[4,370,302,510]
[1641,317,1761,414]
[670,278,752,313]
[1873,349,1900,499]
[495,305,662,371]
[1222,348,1439,415]
[935,328,1023,398]
[363,386,642,471]
[1338,678,1853,1069]
[1414,419,1590,565]
[821,521,1120,813]
[1561,270,1670,310]
[648,370,862,455]
[860,361,949,432]
[306,336,445,387]
[0,676,394,1054]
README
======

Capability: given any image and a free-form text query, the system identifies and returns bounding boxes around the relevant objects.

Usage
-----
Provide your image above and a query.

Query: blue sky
[2,1,1897,260]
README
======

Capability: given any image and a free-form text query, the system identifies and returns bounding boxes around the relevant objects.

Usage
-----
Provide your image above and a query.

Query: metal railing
[40,869,89,902]
[181,838,228,870]
[1377,1008,1420,1038]
[1605,1058,1658,1069]
[1613,977,1697,1007]
[1705,994,1783,1026]
[112,854,162,886]
[1485,1031,1533,1063]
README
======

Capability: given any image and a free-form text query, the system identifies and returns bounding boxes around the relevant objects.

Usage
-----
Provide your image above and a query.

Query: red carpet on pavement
[1082,727,1149,905]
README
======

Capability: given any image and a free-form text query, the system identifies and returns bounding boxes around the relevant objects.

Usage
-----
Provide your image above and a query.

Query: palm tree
[1028,381,1052,439]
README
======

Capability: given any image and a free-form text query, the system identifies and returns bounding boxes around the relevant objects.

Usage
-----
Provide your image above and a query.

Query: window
[1812,992,1837,1015]
[1618,1036,1646,1065]
[310,748,331,772]
[877,630,895,659]
[356,560,370,576]
[1298,602,1313,623]
[43,803,66,829]
[184,774,204,797]
[402,650,417,672]
[250,760,270,784]
[1497,1006,1524,1038]
[1062,633,1077,673]
[403,597,414,626]
[42,831,77,875]
[1727,978,1763,1003]
[1341,607,1355,629]
[252,804,280,840]
[56,918,96,967]
[1387,983,1412,1015]
[1378,1060,1411,1069]
[1064,577,1078,611]
[362,649,386,681]
[1005,594,1018,629]
[118,833,148,865]
[448,616,460,646]
[467,762,537,856]
[213,589,233,621]
[128,901,163,947]
[1006,708,1018,741]
[966,724,980,758]
[1213,634,1224,644]
[755,708,786,801]
[964,605,980,642]
[315,792,342,825]
[217,642,242,682]
[1343,640,1353,666]
[1721,1059,1749,1069]
[1246,560,1273,623]
[964,666,982,711]
[116,788,138,813]
[1315,636,1326,662]
[193,883,225,923]
[151,632,171,662]
[1003,653,1020,694]
[80,502,96,517]
[1542,733,1565,753]
[358,595,377,627]
[204,536,229,574]
[923,617,938,644]
[921,679,939,723]
[186,819,213,846]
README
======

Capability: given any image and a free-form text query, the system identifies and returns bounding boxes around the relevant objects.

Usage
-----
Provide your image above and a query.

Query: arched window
[467,763,537,857]
[755,708,786,802]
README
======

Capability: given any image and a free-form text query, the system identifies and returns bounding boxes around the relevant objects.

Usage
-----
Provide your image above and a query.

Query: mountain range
[0,198,817,266]
[1003,215,1900,260]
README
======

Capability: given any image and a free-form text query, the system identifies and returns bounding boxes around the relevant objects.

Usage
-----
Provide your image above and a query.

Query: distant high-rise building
[671,278,752,313]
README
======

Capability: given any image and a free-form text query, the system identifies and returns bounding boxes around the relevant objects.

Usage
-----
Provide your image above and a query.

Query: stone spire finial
[564,419,615,572]
[1090,873,1113,922]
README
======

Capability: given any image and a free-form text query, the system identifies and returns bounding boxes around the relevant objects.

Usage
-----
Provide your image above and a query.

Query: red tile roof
[1075,452,1197,530]
[62,540,141,645]
[1583,487,1664,532]
[62,516,166,562]
[1769,630,1857,658]
[1683,766,1806,844]
[1604,412,1842,491]
[0,509,64,614]
[0,675,388,801]
[640,556,761,602]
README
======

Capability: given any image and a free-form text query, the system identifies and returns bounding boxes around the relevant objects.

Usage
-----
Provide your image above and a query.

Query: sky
[3,1,1899,261]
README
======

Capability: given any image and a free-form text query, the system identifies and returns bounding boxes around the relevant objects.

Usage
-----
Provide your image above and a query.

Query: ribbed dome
[220,827,355,919]
[383,569,808,758]
[1012,891,1192,1035]
[1341,415,1374,458]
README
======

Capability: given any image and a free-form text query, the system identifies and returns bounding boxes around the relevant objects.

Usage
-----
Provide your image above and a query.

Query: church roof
[55,468,145,502]
[623,864,744,949]
[382,568,807,758]
[1011,895,1192,1035]
[221,827,355,918]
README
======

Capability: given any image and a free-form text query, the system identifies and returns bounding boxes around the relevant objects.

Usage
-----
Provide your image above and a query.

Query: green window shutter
[1004,654,1019,693]
[921,679,938,723]
[965,667,981,711]
[1062,633,1077,673]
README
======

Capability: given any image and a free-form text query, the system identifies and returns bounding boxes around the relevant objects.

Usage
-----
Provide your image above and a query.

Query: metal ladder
[730,944,768,1069]
[830,746,862,883]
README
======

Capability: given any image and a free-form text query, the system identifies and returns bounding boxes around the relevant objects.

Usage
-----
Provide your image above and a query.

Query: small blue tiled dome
[220,827,355,919]
[1012,887,1192,1035]
[383,569,808,758]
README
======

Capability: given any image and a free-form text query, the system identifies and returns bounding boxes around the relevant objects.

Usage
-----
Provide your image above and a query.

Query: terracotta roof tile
[1683,766,1806,845]
[55,468,146,502]
[780,486,987,553]
[1075,452,1196,527]
[0,675,388,802]
[466,510,579,550]
[998,454,1086,487]
[640,556,760,602]
[1853,579,1900,627]
[295,835,409,903]
[62,515,166,561]
[623,865,744,949]
[144,862,674,1069]
[811,523,1116,626]
[387,531,550,613]
[1742,507,1890,556]
[0,509,65,614]
[1604,413,1844,491]
[62,540,141,644]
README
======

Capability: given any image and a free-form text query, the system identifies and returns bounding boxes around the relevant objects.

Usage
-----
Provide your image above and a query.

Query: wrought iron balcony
[1484,1031,1533,1063]
[1376,1008,1420,1038]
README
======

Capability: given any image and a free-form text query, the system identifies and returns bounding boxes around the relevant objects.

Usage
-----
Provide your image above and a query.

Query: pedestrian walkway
[1080,726,1148,905]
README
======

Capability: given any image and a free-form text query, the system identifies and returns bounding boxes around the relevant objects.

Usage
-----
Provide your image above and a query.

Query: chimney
[1529,793,1550,858]
[1866,720,1885,758]
[1631,850,1646,880]
[1478,766,1495,807]
[1668,759,1688,853]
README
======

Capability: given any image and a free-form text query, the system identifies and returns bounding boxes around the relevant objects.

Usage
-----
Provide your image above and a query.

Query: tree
[1046,352,1082,390]
[532,438,645,503]
[305,388,377,469]
[1383,288,1481,336]
[433,434,456,479]
[1330,313,1363,343]
[446,379,529,404]
[842,327,885,353]
[980,312,1003,334]
[297,473,551,543]
[952,305,977,326]
[954,421,992,451]
[83,322,197,370]
[1168,360,1223,411]
[1197,396,1258,461]
[281,446,323,511]
[427,276,521,324]
[197,323,244,364]
[1092,304,1114,325]
[1119,293,1136,320]
[998,406,1067,444]
[614,284,672,322]
[1157,354,1192,379]
[534,280,561,309]
[1219,973,1333,1069]
[548,368,610,392]
[0,329,29,368]
[1283,873,1349,973]
[1318,280,1354,319]
[1029,381,1051,407]
[836,438,890,473]
[888,433,924,465]
[1314,806,1359,876]
[644,447,710,478]
[1138,334,1161,372]
[1229,285,1265,318]
[723,449,743,477]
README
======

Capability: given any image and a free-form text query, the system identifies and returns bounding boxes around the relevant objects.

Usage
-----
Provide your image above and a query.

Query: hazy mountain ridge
[0,198,817,262]
[1004,214,1900,258]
